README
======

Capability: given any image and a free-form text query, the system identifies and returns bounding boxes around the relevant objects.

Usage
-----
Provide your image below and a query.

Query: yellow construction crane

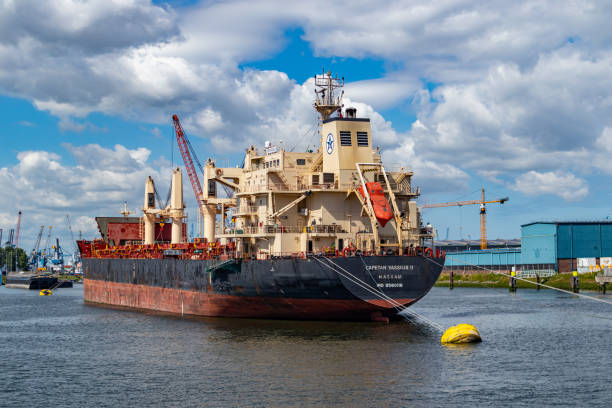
[421,188,509,249]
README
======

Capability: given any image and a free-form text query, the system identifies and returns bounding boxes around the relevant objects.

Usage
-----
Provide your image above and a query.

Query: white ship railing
[228,224,344,235]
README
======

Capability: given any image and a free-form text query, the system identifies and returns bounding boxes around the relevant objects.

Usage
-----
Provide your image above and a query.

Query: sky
[2,0,612,252]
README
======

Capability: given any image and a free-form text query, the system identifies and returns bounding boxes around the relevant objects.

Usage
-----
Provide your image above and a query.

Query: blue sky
[1,0,612,251]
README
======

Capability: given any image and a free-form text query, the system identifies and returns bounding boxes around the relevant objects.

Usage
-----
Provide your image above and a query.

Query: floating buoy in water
[441,324,481,344]
[39,289,52,296]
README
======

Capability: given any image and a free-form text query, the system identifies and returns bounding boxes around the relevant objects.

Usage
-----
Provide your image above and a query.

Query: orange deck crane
[421,188,508,249]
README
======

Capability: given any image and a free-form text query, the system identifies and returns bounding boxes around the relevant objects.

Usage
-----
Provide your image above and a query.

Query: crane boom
[422,197,508,208]
[421,188,508,250]
[65,215,79,254]
[172,114,205,215]
[43,226,52,252]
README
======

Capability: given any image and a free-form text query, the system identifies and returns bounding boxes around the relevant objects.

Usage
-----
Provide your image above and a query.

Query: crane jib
[173,115,205,214]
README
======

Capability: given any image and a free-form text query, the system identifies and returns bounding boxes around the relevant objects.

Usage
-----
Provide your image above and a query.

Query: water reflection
[2,286,612,407]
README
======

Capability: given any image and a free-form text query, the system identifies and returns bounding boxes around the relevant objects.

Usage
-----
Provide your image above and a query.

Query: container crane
[48,237,65,273]
[422,188,509,249]
[172,114,206,217]
[29,225,45,268]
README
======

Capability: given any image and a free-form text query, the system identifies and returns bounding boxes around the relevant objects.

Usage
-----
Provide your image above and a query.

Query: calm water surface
[1,285,610,407]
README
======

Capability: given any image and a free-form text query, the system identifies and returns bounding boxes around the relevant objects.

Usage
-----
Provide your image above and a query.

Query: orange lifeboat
[358,182,394,227]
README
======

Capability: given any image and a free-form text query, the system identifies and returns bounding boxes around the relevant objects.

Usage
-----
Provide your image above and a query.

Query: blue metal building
[443,221,612,273]
[523,221,612,272]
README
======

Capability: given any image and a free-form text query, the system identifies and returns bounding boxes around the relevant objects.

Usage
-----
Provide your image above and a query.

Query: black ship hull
[83,254,443,321]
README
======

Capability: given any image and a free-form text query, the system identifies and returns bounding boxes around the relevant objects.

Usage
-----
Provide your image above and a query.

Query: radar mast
[314,70,344,121]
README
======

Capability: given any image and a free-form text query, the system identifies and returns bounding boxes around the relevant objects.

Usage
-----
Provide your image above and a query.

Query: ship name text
[365,265,414,271]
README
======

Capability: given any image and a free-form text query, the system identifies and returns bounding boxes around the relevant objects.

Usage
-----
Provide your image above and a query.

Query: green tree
[1,246,29,271]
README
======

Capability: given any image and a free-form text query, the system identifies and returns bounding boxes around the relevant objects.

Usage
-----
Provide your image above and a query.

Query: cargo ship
[78,71,444,321]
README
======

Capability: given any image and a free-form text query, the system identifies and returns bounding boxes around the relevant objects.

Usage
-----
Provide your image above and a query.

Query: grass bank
[435,271,604,291]
[57,274,82,282]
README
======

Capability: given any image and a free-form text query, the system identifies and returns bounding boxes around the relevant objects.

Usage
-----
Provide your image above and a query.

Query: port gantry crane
[421,188,509,250]
[29,225,45,268]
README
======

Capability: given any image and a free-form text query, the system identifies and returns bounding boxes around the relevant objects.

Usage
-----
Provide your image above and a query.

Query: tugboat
[78,71,444,321]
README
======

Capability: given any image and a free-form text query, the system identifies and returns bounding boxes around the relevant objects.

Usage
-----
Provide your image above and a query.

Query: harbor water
[1,285,610,407]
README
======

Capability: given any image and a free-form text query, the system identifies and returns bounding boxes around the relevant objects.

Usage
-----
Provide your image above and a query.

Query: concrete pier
[595,274,612,294]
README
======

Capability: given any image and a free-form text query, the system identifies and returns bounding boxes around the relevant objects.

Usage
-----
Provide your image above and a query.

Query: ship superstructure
[78,71,444,322]
[196,71,427,258]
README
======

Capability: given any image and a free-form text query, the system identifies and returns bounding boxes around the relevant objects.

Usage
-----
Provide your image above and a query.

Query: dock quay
[5,273,73,290]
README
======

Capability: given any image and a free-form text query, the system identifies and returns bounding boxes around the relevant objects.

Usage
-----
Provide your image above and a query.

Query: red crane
[172,114,205,215]
[15,211,22,248]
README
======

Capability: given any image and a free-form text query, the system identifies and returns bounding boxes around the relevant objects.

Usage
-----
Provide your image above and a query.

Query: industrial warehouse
[442,221,612,275]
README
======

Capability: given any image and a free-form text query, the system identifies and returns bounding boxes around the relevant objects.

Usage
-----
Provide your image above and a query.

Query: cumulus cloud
[2,0,612,211]
[0,0,178,53]
[385,49,612,195]
[511,170,589,201]
[0,144,175,251]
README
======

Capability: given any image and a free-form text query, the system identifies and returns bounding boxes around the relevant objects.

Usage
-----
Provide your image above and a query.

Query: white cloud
[511,170,589,201]
[0,0,178,53]
[0,144,177,251]
[2,0,612,207]
[344,76,421,111]
[396,50,612,184]
[193,108,223,132]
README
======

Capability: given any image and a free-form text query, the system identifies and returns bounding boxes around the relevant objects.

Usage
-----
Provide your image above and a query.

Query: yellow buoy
[441,324,481,344]
[39,289,52,296]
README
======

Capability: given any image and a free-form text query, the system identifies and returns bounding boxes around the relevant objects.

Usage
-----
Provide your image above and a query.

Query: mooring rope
[313,255,444,331]
[422,256,612,307]
[312,256,404,311]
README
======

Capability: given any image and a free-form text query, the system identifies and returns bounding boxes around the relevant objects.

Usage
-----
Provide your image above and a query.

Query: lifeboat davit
[358,182,394,227]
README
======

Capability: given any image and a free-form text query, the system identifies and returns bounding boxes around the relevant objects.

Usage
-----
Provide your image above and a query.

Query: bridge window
[296,159,306,165]
[357,131,369,146]
[340,131,352,146]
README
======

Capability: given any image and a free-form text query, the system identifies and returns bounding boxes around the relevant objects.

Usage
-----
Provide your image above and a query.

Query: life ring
[423,247,433,257]
[342,247,351,257]
[215,168,223,176]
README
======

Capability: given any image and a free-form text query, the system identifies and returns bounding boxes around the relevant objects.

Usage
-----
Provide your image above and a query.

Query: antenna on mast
[314,69,344,121]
